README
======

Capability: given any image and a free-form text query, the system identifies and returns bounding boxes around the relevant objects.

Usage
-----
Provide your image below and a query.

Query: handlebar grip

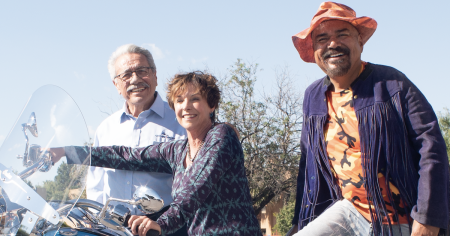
[123,215,160,236]
[123,214,131,227]
[146,229,159,236]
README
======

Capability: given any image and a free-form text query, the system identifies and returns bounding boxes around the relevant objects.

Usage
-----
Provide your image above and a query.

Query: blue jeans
[294,199,410,236]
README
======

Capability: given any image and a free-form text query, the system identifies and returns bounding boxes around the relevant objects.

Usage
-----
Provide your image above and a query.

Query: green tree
[37,162,87,201]
[218,59,302,215]
[438,107,450,163]
[272,199,296,236]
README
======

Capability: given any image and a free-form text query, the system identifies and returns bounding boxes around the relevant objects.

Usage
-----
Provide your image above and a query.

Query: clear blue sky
[1,0,449,145]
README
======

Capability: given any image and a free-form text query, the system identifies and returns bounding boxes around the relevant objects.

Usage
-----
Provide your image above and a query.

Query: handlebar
[123,215,159,236]
[65,199,159,236]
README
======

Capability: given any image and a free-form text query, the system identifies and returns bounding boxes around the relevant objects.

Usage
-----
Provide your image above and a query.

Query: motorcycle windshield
[0,85,90,235]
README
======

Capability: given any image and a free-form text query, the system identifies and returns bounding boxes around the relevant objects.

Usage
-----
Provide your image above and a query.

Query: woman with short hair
[53,71,261,236]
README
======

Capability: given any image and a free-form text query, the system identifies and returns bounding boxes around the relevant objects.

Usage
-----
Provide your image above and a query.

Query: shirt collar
[119,92,165,123]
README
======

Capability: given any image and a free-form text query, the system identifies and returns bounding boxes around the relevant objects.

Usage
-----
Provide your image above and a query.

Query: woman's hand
[129,215,161,236]
[49,147,65,164]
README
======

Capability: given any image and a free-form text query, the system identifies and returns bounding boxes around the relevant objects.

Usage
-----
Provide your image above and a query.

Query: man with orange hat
[289,2,449,236]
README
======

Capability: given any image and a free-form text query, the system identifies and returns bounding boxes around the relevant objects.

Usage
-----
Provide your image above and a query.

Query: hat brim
[292,16,377,63]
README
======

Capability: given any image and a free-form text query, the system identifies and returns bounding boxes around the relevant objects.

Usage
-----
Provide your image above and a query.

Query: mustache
[127,82,150,92]
[322,46,350,60]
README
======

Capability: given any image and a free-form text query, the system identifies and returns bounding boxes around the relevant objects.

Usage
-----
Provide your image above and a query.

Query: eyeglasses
[114,67,152,82]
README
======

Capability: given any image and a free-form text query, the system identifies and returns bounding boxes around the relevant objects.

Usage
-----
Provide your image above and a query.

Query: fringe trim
[356,92,418,236]
[299,115,342,228]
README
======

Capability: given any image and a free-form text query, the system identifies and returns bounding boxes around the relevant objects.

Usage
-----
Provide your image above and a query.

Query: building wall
[258,197,285,236]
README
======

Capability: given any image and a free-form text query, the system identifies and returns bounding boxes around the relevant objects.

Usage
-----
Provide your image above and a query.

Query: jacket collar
[322,62,373,89]
[308,63,374,116]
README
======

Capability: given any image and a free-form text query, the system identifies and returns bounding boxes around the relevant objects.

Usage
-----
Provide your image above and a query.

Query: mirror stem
[97,197,137,221]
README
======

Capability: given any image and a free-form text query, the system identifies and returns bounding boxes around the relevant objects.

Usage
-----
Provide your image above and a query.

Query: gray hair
[107,44,157,80]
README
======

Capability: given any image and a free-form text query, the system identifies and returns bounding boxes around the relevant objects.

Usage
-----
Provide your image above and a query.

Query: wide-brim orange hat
[292,2,377,63]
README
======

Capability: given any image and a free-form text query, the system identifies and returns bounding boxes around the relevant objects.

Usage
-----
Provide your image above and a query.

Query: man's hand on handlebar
[129,215,161,236]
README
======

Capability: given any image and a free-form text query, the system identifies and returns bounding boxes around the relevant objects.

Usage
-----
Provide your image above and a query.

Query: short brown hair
[166,71,221,121]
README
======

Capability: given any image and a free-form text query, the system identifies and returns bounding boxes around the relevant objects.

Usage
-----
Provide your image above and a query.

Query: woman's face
[174,84,215,132]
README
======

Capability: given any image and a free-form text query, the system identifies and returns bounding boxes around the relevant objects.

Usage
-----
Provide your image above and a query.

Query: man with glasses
[88,44,187,235]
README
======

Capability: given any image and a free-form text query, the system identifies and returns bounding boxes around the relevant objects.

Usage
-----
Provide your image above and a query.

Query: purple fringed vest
[293,63,449,236]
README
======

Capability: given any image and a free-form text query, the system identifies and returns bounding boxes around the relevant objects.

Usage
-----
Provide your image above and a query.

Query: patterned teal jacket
[67,124,262,236]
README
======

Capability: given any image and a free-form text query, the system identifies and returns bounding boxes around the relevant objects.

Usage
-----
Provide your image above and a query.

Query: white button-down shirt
[87,93,186,214]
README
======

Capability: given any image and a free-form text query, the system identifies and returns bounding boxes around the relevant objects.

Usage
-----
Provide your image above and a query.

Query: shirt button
[324,98,326,102]
[353,95,358,99]
[127,181,130,185]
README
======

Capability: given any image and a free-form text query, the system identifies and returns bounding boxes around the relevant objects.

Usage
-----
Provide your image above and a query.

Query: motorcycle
[0,85,160,236]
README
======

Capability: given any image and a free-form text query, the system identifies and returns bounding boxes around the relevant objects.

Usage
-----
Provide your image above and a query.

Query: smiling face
[312,20,363,78]
[174,84,215,133]
[113,53,158,111]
